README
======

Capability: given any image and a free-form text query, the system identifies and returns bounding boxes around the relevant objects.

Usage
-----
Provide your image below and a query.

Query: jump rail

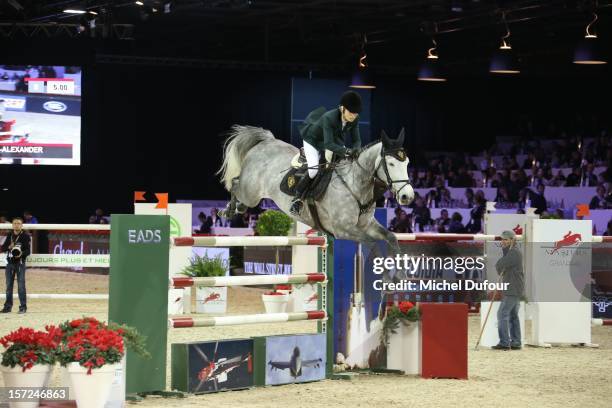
[174,236,326,247]
[169,310,327,328]
[395,233,611,243]
[0,224,110,231]
[592,318,612,326]
[171,273,326,288]
[394,233,518,242]
[0,294,108,300]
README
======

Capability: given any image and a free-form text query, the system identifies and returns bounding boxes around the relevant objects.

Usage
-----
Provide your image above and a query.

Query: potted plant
[181,252,229,314]
[261,290,290,313]
[57,317,149,408]
[0,326,62,408]
[382,301,421,375]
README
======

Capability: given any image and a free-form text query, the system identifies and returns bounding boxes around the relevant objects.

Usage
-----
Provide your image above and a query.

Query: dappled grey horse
[217,125,414,251]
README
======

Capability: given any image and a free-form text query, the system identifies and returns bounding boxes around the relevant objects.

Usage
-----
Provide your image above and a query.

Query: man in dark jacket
[1,217,31,313]
[493,230,525,350]
[290,91,363,215]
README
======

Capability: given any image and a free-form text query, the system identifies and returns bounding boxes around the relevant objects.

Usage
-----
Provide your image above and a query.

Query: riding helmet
[340,91,362,114]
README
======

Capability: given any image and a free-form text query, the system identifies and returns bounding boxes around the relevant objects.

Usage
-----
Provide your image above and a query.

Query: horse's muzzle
[396,184,415,206]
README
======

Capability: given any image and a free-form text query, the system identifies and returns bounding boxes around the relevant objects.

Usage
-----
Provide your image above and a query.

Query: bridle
[373,147,411,194]
[335,144,412,215]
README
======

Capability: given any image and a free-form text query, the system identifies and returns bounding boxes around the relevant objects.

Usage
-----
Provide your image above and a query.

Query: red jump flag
[155,193,169,209]
[134,191,146,202]
[576,204,590,217]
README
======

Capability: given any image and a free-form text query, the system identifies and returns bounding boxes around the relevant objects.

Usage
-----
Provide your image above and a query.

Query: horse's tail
[217,125,275,191]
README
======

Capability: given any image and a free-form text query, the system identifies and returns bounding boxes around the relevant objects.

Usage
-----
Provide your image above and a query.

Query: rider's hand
[344,148,358,159]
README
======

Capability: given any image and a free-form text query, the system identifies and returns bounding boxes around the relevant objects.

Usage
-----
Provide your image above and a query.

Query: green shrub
[255,210,293,236]
[181,252,228,277]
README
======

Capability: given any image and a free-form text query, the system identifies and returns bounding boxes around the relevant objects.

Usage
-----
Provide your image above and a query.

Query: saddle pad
[280,167,303,196]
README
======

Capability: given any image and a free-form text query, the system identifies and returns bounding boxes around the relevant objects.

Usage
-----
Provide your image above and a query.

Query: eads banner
[526,218,592,345]
[134,194,192,314]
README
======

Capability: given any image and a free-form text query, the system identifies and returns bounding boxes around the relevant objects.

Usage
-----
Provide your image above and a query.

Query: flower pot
[67,362,119,408]
[386,321,421,375]
[1,364,53,408]
[262,293,289,313]
[196,286,228,314]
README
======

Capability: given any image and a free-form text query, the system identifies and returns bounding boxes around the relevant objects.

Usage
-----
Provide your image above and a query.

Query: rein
[336,145,411,215]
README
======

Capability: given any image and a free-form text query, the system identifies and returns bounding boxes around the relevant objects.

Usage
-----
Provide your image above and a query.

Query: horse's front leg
[357,221,405,318]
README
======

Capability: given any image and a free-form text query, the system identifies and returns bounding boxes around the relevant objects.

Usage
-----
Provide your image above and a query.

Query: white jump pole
[592,318,612,326]
[0,224,110,231]
[171,273,326,288]
[173,236,326,247]
[0,294,108,300]
[169,310,327,328]
[395,233,524,242]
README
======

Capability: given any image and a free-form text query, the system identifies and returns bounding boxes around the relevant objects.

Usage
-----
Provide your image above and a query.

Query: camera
[10,244,22,258]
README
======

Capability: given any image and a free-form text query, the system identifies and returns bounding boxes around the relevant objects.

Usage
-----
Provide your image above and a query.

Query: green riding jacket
[298,107,361,156]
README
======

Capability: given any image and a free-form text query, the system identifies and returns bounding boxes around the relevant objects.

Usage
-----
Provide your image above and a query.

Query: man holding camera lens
[1,217,31,314]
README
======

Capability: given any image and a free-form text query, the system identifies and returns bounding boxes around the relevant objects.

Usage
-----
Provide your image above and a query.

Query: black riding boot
[290,176,311,215]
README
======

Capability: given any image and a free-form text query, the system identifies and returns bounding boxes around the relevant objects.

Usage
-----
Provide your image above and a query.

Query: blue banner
[26,95,80,116]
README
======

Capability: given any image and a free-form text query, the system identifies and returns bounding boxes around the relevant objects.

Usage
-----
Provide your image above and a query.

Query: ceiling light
[490,12,520,74]
[63,9,87,14]
[574,13,607,64]
[349,35,375,89]
[418,39,446,81]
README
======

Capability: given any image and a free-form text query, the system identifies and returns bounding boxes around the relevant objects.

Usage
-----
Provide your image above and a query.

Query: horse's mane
[358,140,382,154]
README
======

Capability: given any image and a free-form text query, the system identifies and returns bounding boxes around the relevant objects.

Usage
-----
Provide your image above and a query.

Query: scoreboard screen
[0,65,82,166]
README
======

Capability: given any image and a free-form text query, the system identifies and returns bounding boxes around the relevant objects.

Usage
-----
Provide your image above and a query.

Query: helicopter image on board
[191,341,253,393]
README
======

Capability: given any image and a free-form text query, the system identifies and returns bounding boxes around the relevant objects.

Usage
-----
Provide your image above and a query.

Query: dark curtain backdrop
[0,57,292,223]
[0,39,608,222]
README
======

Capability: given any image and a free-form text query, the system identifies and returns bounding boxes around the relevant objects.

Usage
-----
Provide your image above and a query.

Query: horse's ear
[381,130,390,147]
[397,128,405,145]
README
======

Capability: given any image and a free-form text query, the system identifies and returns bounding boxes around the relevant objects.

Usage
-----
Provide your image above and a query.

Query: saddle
[280,148,333,201]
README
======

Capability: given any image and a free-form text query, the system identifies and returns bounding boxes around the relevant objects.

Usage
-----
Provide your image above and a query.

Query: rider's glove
[344,148,358,159]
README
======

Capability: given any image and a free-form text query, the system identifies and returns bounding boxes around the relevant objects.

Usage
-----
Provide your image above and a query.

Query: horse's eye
[389,163,395,167]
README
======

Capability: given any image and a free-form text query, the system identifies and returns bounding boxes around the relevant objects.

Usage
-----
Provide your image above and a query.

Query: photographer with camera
[1,217,31,314]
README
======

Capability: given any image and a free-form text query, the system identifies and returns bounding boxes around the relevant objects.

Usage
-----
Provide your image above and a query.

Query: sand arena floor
[0,269,611,408]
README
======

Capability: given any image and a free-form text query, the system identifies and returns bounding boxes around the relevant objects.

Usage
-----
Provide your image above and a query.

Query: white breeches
[303,141,320,179]
[303,141,334,179]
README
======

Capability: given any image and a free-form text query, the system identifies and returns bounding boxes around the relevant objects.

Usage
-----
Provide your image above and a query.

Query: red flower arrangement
[275,285,292,291]
[264,291,287,296]
[0,326,63,371]
[381,301,420,346]
[398,301,415,314]
[57,317,149,375]
[60,326,125,374]
[0,317,149,375]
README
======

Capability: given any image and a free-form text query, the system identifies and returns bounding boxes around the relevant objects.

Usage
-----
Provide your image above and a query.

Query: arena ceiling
[1,0,611,74]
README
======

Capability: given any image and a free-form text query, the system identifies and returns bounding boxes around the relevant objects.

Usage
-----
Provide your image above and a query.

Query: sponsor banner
[48,236,109,256]
[0,94,26,112]
[527,218,592,345]
[244,246,292,275]
[0,253,109,268]
[26,95,80,116]
[0,142,73,159]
